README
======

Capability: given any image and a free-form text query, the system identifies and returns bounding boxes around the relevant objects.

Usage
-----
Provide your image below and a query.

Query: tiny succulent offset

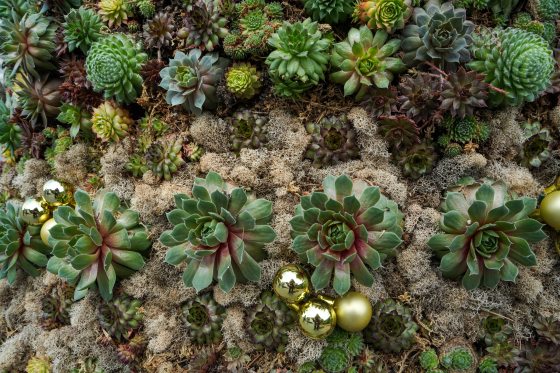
[290,174,403,295]
[160,172,276,292]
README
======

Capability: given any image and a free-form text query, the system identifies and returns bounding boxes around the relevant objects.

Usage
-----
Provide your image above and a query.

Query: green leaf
[311,259,333,290]
[244,225,276,244]
[468,200,488,224]
[111,249,145,270]
[74,190,92,214]
[442,210,468,233]
[165,244,188,265]
[293,235,316,254]
[241,199,273,223]
[427,233,455,253]
[440,251,467,277]
[500,259,519,282]
[333,262,351,295]
[71,254,98,270]
[192,255,215,292]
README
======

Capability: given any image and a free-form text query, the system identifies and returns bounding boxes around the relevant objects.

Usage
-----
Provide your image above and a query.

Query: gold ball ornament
[21,198,51,225]
[40,218,57,246]
[297,296,336,339]
[540,191,560,231]
[273,264,311,304]
[42,179,73,206]
[334,291,373,332]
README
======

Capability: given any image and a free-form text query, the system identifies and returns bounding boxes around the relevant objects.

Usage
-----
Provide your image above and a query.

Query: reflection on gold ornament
[21,198,50,225]
[40,218,57,246]
[42,179,73,206]
[334,291,372,332]
[295,295,336,339]
[273,264,310,304]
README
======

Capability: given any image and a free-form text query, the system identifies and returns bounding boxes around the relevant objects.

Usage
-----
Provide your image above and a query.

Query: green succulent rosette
[353,0,410,33]
[47,189,151,301]
[290,175,403,295]
[428,178,547,290]
[160,172,276,293]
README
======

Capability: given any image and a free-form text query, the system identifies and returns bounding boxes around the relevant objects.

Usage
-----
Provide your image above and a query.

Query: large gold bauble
[297,297,336,339]
[334,291,373,332]
[40,218,57,246]
[273,264,311,304]
[21,198,50,225]
[42,179,73,206]
[541,191,560,231]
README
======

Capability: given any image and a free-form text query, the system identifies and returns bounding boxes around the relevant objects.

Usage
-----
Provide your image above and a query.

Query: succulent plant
[401,0,474,68]
[534,315,560,344]
[0,94,21,156]
[362,86,398,117]
[86,34,147,104]
[59,57,102,109]
[327,328,365,357]
[440,67,488,119]
[0,201,50,284]
[145,138,185,180]
[398,142,436,179]
[365,299,418,353]
[179,0,227,51]
[125,154,148,178]
[0,12,57,77]
[467,28,555,106]
[57,103,92,139]
[0,0,35,20]
[91,101,133,142]
[529,0,560,20]
[183,143,204,162]
[478,357,498,373]
[304,114,360,168]
[135,0,155,17]
[439,116,490,149]
[228,110,268,153]
[141,59,166,87]
[41,284,73,329]
[441,346,475,370]
[353,0,410,32]
[15,109,45,158]
[143,11,175,50]
[304,0,354,23]
[397,73,442,124]
[14,74,62,126]
[224,345,251,371]
[319,346,350,373]
[290,174,403,295]
[97,295,143,342]
[520,121,552,168]
[246,291,296,352]
[481,315,512,346]
[63,7,103,53]
[98,0,130,28]
[428,178,547,290]
[515,342,560,371]
[419,349,440,369]
[377,115,419,150]
[159,49,227,115]
[331,26,406,100]
[116,334,146,365]
[265,19,331,97]
[182,292,225,345]
[47,189,151,301]
[160,172,276,292]
[26,356,51,373]
[225,63,262,100]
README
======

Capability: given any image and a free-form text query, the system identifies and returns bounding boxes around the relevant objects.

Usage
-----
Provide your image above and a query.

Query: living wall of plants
[0,0,559,372]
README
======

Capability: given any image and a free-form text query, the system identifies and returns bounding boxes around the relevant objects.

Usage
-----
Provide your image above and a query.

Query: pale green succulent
[63,7,103,53]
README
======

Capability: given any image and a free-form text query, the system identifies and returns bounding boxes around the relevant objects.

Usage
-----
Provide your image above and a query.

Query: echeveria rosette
[86,34,147,104]
[290,175,403,295]
[160,172,276,293]
[330,26,406,101]
[353,0,410,33]
[47,190,151,301]
[304,0,354,24]
[428,179,547,290]
[0,201,50,284]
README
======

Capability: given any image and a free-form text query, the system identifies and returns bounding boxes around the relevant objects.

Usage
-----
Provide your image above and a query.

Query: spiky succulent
[290,175,403,295]
[428,178,547,290]
[467,28,555,106]
[182,292,225,345]
[0,0,35,19]
[160,172,276,292]
[143,11,175,50]
[319,346,350,373]
[91,101,133,142]
[265,19,330,97]
[397,73,442,124]
[304,0,354,24]
[398,142,436,179]
[0,12,57,77]
[98,0,130,27]
[145,138,185,180]
[225,63,262,100]
[63,7,103,53]
[534,315,560,344]
[353,0,410,32]
[481,315,512,346]
[97,295,142,342]
[135,0,155,17]
[331,27,406,100]
[246,291,296,352]
[377,115,420,150]
[0,201,50,284]
[14,74,61,126]
[41,284,73,330]
[0,94,21,156]
[304,114,359,168]
[86,34,147,104]
[401,0,474,68]
[529,0,560,20]
[520,121,552,168]
[440,67,488,119]
[141,59,166,87]
[179,0,227,51]
[57,103,92,139]
[228,110,268,153]
[159,49,227,115]
[365,299,418,353]
[439,116,490,147]
[47,189,151,301]
[59,57,102,109]
[15,109,45,158]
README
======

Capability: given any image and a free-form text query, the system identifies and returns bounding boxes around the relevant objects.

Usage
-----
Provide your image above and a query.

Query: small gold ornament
[540,191,560,231]
[21,198,51,225]
[273,264,311,304]
[42,179,73,206]
[334,291,372,332]
[296,295,336,339]
[40,218,57,246]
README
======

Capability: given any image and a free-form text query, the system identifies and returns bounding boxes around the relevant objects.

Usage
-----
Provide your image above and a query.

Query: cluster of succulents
[437,116,490,157]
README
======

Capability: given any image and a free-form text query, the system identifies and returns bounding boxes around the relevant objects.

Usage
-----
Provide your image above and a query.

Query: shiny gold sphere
[40,218,57,246]
[541,191,560,231]
[42,179,73,206]
[273,264,311,304]
[21,198,51,225]
[298,297,337,339]
[334,291,373,332]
